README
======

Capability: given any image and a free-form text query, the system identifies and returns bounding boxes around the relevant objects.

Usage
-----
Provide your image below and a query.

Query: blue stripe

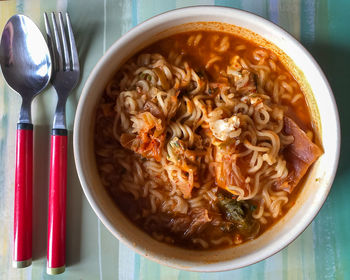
[132,0,138,26]
[134,253,141,280]
[300,0,315,48]
[268,0,279,24]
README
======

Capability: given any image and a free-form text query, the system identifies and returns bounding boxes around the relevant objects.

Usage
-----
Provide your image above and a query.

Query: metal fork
[44,12,80,275]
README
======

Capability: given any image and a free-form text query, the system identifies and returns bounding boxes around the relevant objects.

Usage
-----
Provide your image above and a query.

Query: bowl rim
[73,5,341,272]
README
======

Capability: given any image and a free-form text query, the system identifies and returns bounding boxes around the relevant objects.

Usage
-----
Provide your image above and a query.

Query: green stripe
[159,262,180,280]
[178,269,200,280]
[0,81,9,275]
[311,2,340,280]
[214,0,242,8]
[136,0,176,24]
[278,0,300,39]
[300,227,316,280]
[321,0,350,277]
[16,0,24,13]
[66,1,107,279]
[176,0,214,7]
[214,266,249,280]
[286,236,303,280]
[239,258,265,279]
[105,0,133,57]
[99,223,119,279]
[313,201,338,280]
[140,257,161,280]
[242,0,268,18]
[283,247,289,280]
[264,251,283,279]
[199,271,219,280]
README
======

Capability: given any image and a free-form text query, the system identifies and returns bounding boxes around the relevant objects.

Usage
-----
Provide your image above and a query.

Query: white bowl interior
[74,7,340,272]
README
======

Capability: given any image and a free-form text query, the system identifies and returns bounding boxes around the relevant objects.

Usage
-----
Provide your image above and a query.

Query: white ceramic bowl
[74,6,340,271]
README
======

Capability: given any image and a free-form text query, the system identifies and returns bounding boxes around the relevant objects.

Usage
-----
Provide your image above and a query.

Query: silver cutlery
[0,14,52,269]
[44,12,79,275]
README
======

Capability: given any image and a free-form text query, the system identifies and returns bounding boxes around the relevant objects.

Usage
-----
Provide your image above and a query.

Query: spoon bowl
[0,14,51,123]
[0,14,51,268]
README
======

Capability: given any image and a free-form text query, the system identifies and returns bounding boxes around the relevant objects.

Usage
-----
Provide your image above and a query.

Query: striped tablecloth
[0,0,349,279]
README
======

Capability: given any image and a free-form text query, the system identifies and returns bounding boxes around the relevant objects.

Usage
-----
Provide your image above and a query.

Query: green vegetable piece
[220,222,235,233]
[217,193,259,238]
[217,194,246,224]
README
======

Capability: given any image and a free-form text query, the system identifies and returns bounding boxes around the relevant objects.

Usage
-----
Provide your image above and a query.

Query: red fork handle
[13,123,33,268]
[47,129,67,275]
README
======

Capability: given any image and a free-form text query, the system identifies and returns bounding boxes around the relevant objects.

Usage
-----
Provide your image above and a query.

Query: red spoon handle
[47,129,67,275]
[13,123,33,268]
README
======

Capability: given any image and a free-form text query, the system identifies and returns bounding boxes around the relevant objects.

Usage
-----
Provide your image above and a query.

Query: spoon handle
[47,129,67,275]
[13,123,33,268]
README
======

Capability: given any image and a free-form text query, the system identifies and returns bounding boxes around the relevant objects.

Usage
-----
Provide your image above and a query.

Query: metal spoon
[0,14,51,268]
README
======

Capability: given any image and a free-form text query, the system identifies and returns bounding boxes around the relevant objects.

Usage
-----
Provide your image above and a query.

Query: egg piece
[209,115,241,141]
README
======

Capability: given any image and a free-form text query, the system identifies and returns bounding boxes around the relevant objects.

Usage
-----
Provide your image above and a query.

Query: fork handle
[47,129,67,275]
[13,123,33,268]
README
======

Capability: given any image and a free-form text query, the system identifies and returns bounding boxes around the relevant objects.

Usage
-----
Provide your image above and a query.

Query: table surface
[0,0,349,279]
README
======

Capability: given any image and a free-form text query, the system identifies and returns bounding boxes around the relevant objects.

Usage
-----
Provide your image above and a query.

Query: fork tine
[44,12,56,71]
[50,12,63,71]
[65,13,79,71]
[58,12,70,71]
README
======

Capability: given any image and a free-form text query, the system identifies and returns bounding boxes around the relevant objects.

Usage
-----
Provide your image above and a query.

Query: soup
[94,30,322,249]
